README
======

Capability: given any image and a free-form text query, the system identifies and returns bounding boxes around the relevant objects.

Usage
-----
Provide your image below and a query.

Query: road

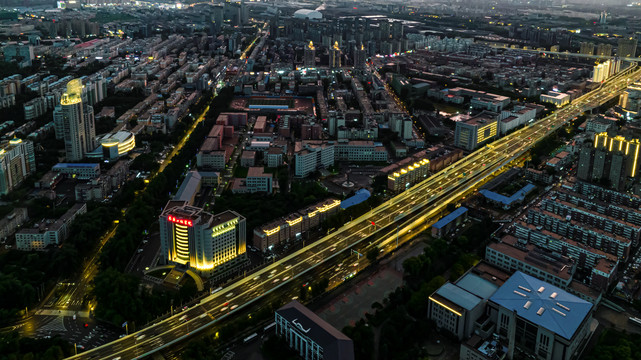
[68,64,641,359]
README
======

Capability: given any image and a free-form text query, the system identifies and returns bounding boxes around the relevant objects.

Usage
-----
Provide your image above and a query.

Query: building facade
[159,201,247,277]
[0,138,35,195]
[53,79,96,161]
[275,300,355,360]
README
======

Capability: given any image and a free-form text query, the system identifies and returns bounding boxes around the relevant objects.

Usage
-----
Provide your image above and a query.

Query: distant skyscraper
[0,138,35,195]
[391,21,403,39]
[353,43,367,69]
[379,20,390,40]
[329,41,341,68]
[159,201,247,276]
[618,38,637,58]
[596,43,612,57]
[579,42,595,55]
[211,5,224,33]
[53,79,96,162]
[304,41,316,68]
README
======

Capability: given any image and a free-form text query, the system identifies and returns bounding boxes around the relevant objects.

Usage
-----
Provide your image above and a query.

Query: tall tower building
[578,132,641,190]
[596,43,612,57]
[379,20,391,40]
[579,42,595,55]
[304,41,316,68]
[160,201,247,276]
[0,138,35,195]
[53,79,95,162]
[391,21,404,39]
[618,38,638,58]
[211,5,224,33]
[329,41,341,68]
[354,43,367,69]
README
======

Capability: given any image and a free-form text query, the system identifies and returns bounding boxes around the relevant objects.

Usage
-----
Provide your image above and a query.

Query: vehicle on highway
[244,333,258,343]
[211,287,223,294]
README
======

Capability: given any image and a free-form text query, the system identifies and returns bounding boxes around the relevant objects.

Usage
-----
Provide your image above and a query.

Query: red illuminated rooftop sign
[168,215,193,227]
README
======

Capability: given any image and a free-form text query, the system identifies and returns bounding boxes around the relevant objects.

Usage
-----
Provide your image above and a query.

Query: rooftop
[433,206,468,229]
[489,271,593,340]
[435,282,483,311]
[479,183,536,207]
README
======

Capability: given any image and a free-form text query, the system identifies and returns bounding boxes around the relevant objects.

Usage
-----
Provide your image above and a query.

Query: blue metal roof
[340,189,371,209]
[53,163,99,168]
[479,183,536,207]
[456,273,499,299]
[489,271,593,340]
[436,283,482,311]
[432,206,468,229]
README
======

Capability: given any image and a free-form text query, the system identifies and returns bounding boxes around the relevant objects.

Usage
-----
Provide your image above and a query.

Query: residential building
[432,207,468,238]
[304,41,316,68]
[275,300,354,360]
[618,38,637,57]
[0,207,28,240]
[577,132,641,190]
[246,167,273,193]
[294,141,335,177]
[15,203,87,251]
[52,163,100,180]
[382,155,430,193]
[0,138,35,195]
[253,199,341,252]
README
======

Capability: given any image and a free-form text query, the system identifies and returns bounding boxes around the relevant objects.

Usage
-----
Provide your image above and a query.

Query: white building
[15,203,87,251]
[540,92,570,107]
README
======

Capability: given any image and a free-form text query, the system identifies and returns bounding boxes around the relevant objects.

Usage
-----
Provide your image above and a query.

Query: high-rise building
[2,44,34,67]
[579,42,594,55]
[329,41,341,68]
[211,5,224,33]
[53,79,96,162]
[379,20,390,40]
[304,41,316,68]
[619,81,641,117]
[159,201,247,276]
[578,132,641,190]
[391,21,403,39]
[353,43,367,69]
[0,138,35,195]
[618,38,637,57]
[596,43,612,57]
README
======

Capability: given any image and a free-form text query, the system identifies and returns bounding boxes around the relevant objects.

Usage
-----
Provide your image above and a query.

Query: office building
[15,203,87,251]
[0,138,35,195]
[52,163,100,180]
[53,79,96,161]
[454,111,499,151]
[159,201,247,277]
[294,141,335,177]
[618,38,637,57]
[577,132,641,190]
[275,300,355,360]
[619,81,641,117]
[489,272,594,360]
[304,41,316,68]
[540,91,570,106]
[428,271,500,341]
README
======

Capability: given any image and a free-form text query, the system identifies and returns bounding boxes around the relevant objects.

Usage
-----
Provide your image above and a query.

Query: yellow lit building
[578,132,641,190]
[53,79,96,162]
[386,158,430,193]
[454,111,499,151]
[160,201,247,277]
[253,198,341,252]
